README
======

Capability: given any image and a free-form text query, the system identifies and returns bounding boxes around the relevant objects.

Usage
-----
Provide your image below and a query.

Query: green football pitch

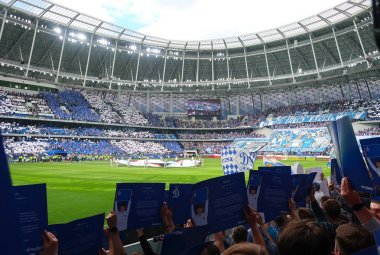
[9,158,330,224]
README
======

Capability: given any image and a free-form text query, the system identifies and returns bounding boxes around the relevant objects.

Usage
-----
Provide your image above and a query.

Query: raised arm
[136,229,157,255]
[160,202,175,234]
[309,186,326,222]
[243,205,266,247]
[106,211,126,255]
[39,230,58,255]
[340,177,380,233]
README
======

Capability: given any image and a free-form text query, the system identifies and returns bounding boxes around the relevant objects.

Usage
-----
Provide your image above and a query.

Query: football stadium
[2,0,380,254]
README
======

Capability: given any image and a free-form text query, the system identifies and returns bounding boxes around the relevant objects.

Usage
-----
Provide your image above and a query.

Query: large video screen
[187,99,221,116]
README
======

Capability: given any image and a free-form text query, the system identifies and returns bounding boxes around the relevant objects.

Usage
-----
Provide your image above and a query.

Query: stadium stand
[2,0,380,254]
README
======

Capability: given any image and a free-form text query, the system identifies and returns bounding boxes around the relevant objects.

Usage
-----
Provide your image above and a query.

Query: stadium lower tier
[1,119,363,159]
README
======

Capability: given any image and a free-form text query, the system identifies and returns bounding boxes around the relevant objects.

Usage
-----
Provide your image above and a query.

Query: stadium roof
[0,0,378,93]
[0,0,372,50]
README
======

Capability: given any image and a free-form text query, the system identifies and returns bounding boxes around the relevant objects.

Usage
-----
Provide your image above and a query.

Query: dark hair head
[335,223,375,255]
[274,214,289,228]
[297,208,315,221]
[232,226,248,244]
[203,243,220,255]
[223,243,268,255]
[320,196,332,205]
[323,199,341,219]
[278,221,331,255]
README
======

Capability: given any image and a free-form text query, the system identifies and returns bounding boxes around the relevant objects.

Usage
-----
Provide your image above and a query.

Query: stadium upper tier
[0,0,378,92]
[1,88,380,129]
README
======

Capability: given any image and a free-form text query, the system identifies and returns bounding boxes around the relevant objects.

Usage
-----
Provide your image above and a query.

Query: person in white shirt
[191,201,208,226]
[247,186,259,211]
[313,182,324,205]
[114,200,131,243]
[317,172,330,196]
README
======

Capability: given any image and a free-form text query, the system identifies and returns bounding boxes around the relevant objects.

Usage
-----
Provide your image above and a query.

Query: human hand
[328,181,335,192]
[106,211,117,229]
[288,198,297,212]
[39,230,58,255]
[340,177,362,206]
[243,205,258,226]
[160,202,169,219]
[309,186,316,202]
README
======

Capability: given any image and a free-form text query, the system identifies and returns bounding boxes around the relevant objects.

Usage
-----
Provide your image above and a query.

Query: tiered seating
[110,140,169,155]
[356,127,380,136]
[104,94,148,126]
[177,131,264,140]
[41,90,101,122]
[82,90,122,123]
[49,139,123,156]
[181,141,231,154]
[5,138,49,156]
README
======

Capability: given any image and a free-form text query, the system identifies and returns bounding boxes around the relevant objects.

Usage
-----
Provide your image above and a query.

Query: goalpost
[183,150,199,158]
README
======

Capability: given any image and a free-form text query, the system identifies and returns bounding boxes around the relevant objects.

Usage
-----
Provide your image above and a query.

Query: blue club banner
[221,146,256,175]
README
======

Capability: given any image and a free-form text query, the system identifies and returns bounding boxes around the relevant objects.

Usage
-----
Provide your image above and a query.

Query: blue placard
[330,158,342,186]
[327,116,375,193]
[48,213,105,255]
[258,166,292,175]
[0,134,24,255]
[13,184,48,255]
[161,226,208,255]
[194,172,248,233]
[114,183,165,229]
[249,170,292,222]
[360,137,380,191]
[168,184,193,225]
[351,245,377,255]
[292,172,317,207]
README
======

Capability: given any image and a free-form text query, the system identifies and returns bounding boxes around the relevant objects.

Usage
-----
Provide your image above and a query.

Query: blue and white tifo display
[263,128,331,153]
[259,111,367,127]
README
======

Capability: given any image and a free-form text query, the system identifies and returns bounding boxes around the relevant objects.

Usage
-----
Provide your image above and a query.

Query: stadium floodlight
[77,33,86,41]
[130,45,137,50]
[53,27,61,34]
[97,39,109,45]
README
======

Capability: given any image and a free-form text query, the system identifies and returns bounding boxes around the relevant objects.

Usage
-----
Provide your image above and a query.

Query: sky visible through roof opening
[52,0,348,40]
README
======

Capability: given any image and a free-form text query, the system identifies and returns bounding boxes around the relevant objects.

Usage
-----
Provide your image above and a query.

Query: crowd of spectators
[3,137,184,159]
[174,118,245,128]
[0,90,54,117]
[2,89,380,130]
[82,90,123,124]
[363,99,380,120]
[271,122,328,129]
[4,138,49,157]
[110,140,170,156]
[41,90,101,122]
[356,127,380,136]
[182,141,232,154]
[178,131,265,140]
